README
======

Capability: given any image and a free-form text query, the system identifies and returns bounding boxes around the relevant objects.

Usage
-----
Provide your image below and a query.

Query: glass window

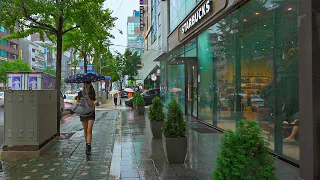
[197,0,299,161]
[170,0,201,32]
[0,50,7,57]
[0,40,8,46]
[0,26,8,33]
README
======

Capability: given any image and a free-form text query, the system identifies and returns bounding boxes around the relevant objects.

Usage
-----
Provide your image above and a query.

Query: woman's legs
[114,98,117,106]
[81,120,88,143]
[86,120,94,144]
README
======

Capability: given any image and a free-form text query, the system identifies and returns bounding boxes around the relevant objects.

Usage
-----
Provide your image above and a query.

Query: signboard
[140,6,144,31]
[7,74,24,90]
[87,65,94,73]
[27,74,41,90]
[178,0,227,41]
[105,76,111,81]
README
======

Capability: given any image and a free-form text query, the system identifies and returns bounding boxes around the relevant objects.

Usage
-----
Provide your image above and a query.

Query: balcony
[0,44,18,55]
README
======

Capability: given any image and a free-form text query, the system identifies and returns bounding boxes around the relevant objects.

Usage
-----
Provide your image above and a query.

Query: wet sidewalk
[108,109,300,180]
[2,111,118,180]
[1,106,300,179]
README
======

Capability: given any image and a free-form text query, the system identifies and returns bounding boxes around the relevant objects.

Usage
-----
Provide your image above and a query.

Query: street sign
[105,76,111,81]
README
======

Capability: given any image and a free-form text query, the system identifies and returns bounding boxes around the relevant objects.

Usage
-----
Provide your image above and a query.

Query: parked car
[64,94,78,112]
[0,92,4,107]
[125,89,160,107]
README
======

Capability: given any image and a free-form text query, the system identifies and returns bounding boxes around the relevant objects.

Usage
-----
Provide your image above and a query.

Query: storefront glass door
[186,61,197,117]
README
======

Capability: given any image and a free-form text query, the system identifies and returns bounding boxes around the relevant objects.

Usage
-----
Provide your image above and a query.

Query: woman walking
[77,81,96,155]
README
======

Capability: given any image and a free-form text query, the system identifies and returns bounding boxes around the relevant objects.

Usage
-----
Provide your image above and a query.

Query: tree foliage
[0,60,31,83]
[148,97,165,121]
[123,49,141,78]
[101,52,120,82]
[44,68,56,76]
[162,100,186,138]
[213,120,275,180]
[112,49,141,87]
[0,0,115,127]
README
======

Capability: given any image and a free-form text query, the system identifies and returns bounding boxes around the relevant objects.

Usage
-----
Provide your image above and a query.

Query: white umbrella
[109,90,120,94]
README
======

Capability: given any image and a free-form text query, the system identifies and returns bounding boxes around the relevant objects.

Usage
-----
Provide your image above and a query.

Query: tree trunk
[84,54,88,73]
[56,19,63,136]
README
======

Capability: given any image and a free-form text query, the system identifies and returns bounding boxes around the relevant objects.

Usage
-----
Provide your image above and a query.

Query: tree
[0,60,31,84]
[0,0,115,135]
[44,68,56,76]
[123,49,141,79]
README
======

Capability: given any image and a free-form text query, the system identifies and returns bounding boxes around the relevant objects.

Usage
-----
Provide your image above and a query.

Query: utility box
[6,72,56,90]
[3,90,57,150]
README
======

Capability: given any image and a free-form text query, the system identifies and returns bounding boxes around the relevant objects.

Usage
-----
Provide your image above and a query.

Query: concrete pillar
[299,0,320,179]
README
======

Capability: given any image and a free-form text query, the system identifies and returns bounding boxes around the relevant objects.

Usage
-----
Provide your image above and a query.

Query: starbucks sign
[181,0,211,34]
[178,0,227,41]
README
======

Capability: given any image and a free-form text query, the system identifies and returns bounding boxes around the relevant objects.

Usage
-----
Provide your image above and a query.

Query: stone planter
[162,134,187,163]
[137,106,145,115]
[150,121,164,138]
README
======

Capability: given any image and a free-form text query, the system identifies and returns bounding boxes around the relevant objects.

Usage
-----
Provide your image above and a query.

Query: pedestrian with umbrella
[64,73,105,155]
[109,90,120,106]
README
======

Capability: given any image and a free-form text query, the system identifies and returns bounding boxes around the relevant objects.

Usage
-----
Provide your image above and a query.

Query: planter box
[137,106,145,115]
[150,121,164,138]
[162,134,187,163]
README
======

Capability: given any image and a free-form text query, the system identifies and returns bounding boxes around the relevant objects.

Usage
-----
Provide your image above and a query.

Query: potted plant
[162,100,187,163]
[148,97,165,138]
[135,93,145,115]
[213,120,276,180]
[132,92,138,109]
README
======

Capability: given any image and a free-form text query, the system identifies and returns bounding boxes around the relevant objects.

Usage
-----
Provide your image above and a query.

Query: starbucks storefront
[163,0,301,168]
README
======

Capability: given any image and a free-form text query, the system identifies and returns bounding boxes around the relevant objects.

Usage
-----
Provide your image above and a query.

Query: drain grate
[191,128,220,134]
[59,132,76,140]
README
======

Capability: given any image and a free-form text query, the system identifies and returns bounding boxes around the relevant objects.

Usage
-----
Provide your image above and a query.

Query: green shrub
[162,100,186,138]
[213,120,276,180]
[148,97,165,121]
[135,93,145,107]
[132,92,139,104]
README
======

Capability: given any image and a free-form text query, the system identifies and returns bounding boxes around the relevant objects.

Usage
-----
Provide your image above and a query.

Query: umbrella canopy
[170,88,182,93]
[124,88,134,93]
[64,73,105,84]
[109,90,120,94]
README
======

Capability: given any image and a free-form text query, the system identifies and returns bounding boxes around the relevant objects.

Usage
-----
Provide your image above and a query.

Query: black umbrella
[65,73,105,84]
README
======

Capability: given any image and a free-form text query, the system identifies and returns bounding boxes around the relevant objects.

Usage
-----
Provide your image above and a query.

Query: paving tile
[2,108,300,180]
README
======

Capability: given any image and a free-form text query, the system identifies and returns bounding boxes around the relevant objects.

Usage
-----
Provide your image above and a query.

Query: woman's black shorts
[80,111,95,121]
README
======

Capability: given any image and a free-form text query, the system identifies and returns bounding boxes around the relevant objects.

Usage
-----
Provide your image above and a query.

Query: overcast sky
[104,0,139,53]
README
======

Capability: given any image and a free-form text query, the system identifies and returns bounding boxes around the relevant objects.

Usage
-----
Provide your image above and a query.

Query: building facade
[19,39,48,71]
[127,10,144,54]
[157,0,320,178]
[139,0,169,89]
[0,26,19,61]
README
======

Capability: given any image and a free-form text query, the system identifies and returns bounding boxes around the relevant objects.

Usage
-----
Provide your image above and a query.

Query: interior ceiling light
[243,19,247,22]
[288,7,292,11]
[255,12,260,15]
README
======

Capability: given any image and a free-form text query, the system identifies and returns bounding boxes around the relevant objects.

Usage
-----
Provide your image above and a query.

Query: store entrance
[167,57,197,116]
[185,59,198,118]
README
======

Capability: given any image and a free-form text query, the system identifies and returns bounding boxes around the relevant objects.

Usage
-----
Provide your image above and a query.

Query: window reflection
[197,0,299,161]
